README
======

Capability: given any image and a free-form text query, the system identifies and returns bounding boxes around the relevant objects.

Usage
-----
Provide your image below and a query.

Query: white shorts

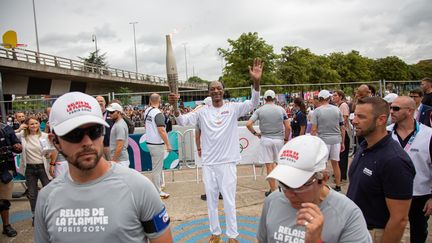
[259,137,284,164]
[326,143,341,161]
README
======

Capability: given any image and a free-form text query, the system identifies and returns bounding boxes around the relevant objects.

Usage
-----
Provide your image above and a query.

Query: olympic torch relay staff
[34,92,173,243]
[169,58,263,243]
[257,135,371,243]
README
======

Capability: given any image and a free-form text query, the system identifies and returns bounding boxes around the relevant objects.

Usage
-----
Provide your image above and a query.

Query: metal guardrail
[0,47,207,90]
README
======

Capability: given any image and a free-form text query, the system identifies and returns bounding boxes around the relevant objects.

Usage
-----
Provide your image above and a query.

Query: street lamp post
[32,0,40,61]
[129,22,138,73]
[183,43,188,81]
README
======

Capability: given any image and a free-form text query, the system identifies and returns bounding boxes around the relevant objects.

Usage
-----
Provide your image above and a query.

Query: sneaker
[227,238,239,243]
[208,234,222,243]
[333,186,341,192]
[160,191,170,199]
[2,224,17,237]
[201,193,223,201]
[264,190,272,197]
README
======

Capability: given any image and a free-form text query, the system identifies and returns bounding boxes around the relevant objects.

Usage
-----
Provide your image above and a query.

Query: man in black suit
[410,88,432,127]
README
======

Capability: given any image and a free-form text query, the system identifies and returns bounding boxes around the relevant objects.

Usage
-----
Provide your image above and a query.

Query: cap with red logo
[49,92,109,136]
[267,135,329,188]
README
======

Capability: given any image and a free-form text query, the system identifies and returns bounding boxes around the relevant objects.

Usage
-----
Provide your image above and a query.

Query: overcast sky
[1,0,431,82]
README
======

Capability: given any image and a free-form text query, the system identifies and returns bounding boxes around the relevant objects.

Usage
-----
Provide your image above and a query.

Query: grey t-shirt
[109,119,129,161]
[311,104,343,144]
[250,104,288,139]
[257,189,371,243]
[34,163,169,243]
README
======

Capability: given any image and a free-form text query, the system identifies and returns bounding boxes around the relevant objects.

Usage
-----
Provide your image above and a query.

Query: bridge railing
[0,47,207,89]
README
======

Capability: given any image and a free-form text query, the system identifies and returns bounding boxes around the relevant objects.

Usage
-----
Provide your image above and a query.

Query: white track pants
[202,162,238,238]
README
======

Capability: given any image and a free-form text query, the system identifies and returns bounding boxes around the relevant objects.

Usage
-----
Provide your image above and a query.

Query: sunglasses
[60,125,104,143]
[279,178,317,193]
[390,106,409,112]
[108,111,116,114]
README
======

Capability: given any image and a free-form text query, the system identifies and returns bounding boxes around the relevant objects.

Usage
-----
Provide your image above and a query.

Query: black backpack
[121,114,135,134]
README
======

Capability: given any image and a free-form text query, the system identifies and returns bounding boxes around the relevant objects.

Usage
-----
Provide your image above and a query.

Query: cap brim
[266,164,314,188]
[53,115,109,136]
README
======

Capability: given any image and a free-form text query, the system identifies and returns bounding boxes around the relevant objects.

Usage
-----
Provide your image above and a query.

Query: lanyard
[394,121,420,152]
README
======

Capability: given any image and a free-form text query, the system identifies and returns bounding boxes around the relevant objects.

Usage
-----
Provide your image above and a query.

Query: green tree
[413,60,432,79]
[276,46,339,91]
[277,46,313,85]
[371,56,410,81]
[186,76,209,84]
[79,50,108,72]
[218,32,279,95]
[328,50,373,83]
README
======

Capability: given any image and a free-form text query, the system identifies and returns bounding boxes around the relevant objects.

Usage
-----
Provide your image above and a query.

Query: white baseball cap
[383,93,398,103]
[264,90,276,99]
[49,92,109,136]
[106,103,124,113]
[267,135,329,188]
[318,90,331,99]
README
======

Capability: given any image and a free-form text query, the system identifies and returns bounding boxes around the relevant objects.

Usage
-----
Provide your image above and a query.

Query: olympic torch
[166,34,179,111]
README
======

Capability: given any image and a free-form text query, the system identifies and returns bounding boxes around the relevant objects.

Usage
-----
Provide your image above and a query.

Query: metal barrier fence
[0,93,111,115]
[1,80,422,117]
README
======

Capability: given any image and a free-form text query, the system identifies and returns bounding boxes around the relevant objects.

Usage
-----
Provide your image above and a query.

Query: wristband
[252,131,257,135]
[50,163,56,166]
[284,138,289,141]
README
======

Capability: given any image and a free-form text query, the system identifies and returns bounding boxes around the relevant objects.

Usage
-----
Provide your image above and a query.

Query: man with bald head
[169,58,263,243]
[356,84,371,101]
[96,96,113,159]
[387,96,432,242]
[144,93,172,199]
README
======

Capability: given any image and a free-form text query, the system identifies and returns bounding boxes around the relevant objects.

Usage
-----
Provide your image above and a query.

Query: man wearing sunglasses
[257,135,371,243]
[106,103,130,167]
[387,96,432,243]
[34,92,173,243]
[347,97,415,243]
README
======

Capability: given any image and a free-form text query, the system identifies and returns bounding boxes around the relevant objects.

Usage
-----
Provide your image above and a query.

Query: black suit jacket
[418,104,432,127]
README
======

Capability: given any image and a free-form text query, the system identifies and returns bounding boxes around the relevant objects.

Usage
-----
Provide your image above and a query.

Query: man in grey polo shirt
[311,90,345,192]
[257,135,371,243]
[35,92,173,243]
[246,90,291,197]
[107,103,130,167]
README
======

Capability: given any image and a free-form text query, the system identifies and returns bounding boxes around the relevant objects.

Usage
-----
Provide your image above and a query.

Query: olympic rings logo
[239,138,249,153]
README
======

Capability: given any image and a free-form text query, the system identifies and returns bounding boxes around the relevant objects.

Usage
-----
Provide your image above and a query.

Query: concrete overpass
[0,47,208,96]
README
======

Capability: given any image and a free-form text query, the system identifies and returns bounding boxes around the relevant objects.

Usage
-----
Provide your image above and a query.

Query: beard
[355,121,377,138]
[62,146,103,171]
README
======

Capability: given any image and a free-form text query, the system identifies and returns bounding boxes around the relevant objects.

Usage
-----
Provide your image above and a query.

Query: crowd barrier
[12,125,263,185]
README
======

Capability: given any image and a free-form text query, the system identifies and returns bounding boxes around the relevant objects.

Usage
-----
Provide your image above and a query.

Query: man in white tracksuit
[169,58,263,243]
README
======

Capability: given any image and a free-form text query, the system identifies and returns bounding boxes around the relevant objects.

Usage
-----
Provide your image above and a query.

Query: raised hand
[249,58,264,82]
